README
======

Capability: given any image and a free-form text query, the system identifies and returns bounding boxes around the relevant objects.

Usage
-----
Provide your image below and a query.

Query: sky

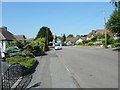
[2,2,115,38]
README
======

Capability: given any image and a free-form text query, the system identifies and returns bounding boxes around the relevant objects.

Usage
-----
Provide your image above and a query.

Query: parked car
[54,43,62,50]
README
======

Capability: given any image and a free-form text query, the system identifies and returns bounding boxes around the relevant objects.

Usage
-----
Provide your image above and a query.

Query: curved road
[27,46,118,88]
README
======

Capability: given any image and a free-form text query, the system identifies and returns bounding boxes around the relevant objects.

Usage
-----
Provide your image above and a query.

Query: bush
[77,42,83,45]
[48,43,53,46]
[114,43,120,47]
[114,39,120,43]
[22,50,34,57]
[6,56,34,68]
[82,40,90,44]
[4,46,26,57]
[86,42,94,46]
[94,43,103,46]
[7,38,46,56]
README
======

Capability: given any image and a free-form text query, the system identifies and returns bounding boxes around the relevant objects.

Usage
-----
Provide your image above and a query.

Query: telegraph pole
[103,10,107,48]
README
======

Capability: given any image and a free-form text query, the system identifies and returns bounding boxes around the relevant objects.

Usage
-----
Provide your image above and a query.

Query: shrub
[7,38,46,56]
[114,43,120,47]
[48,43,53,46]
[77,42,83,45]
[114,39,120,43]
[22,50,34,57]
[86,42,94,46]
[4,46,26,57]
[6,56,34,68]
[82,40,90,44]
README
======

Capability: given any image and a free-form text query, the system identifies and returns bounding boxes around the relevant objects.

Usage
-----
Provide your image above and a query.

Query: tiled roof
[87,29,112,37]
[0,27,16,40]
[66,37,79,43]
[14,35,26,40]
[95,29,111,34]
[25,38,34,40]
[80,37,86,40]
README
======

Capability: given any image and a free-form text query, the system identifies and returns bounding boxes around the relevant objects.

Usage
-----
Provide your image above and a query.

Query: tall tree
[106,10,120,36]
[62,34,66,43]
[111,0,120,15]
[76,35,81,38]
[36,26,53,42]
[36,26,53,50]
[67,34,74,38]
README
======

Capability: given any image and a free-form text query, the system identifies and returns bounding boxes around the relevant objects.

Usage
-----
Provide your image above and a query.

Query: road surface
[27,46,118,88]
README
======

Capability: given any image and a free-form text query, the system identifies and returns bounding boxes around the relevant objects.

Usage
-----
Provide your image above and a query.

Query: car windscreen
[55,43,60,46]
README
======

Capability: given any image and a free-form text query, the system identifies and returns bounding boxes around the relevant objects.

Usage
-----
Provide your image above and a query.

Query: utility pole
[103,10,107,48]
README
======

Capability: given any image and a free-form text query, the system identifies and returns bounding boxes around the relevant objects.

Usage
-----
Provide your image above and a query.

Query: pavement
[27,49,78,88]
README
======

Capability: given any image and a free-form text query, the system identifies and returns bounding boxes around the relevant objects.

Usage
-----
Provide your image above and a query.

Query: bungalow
[86,29,112,40]
[65,37,83,45]
[14,35,26,40]
[0,26,26,58]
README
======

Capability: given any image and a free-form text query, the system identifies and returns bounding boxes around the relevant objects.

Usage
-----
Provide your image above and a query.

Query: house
[14,35,26,40]
[65,37,83,45]
[25,38,34,41]
[86,29,112,40]
[0,26,26,57]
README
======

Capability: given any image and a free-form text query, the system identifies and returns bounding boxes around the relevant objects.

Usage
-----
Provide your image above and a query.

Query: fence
[2,63,23,90]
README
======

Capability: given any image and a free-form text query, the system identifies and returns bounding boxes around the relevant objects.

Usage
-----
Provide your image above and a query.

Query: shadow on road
[112,48,120,51]
[26,82,41,90]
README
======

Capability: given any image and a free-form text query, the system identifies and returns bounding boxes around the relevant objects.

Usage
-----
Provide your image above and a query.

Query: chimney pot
[2,26,7,30]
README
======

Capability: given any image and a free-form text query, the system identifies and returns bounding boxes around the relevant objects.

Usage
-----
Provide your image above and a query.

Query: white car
[54,43,62,50]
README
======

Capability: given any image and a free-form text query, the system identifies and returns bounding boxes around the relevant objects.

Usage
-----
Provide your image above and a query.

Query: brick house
[0,27,26,57]
[86,29,112,40]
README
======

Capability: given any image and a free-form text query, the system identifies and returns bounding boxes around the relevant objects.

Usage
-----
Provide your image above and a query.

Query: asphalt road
[27,46,118,88]
[27,48,78,88]
[55,46,118,88]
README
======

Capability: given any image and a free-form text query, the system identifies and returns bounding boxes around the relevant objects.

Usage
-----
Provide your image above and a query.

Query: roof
[14,35,26,40]
[87,29,112,37]
[0,27,16,40]
[66,37,79,43]
[80,37,86,40]
[25,38,34,40]
[95,29,111,34]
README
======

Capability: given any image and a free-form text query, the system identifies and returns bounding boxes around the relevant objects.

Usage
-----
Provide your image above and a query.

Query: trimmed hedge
[6,56,34,68]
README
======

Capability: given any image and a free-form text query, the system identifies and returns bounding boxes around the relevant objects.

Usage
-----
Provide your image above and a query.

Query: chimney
[2,26,7,31]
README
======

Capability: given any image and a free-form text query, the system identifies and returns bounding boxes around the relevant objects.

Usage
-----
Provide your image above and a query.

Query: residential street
[27,46,118,88]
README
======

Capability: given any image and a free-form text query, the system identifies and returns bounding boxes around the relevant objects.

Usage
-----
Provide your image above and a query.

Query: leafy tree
[62,34,66,43]
[106,10,120,36]
[67,34,74,38]
[36,26,53,50]
[36,26,53,42]
[81,35,87,37]
[76,35,80,38]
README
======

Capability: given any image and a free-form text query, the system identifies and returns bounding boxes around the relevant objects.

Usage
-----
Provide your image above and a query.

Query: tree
[62,34,66,43]
[106,10,120,36]
[111,0,120,15]
[36,26,53,50]
[36,26,53,42]
[81,35,87,37]
[76,35,80,38]
[67,34,74,38]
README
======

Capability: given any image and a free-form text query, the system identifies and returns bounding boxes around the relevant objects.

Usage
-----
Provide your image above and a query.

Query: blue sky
[2,2,115,38]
